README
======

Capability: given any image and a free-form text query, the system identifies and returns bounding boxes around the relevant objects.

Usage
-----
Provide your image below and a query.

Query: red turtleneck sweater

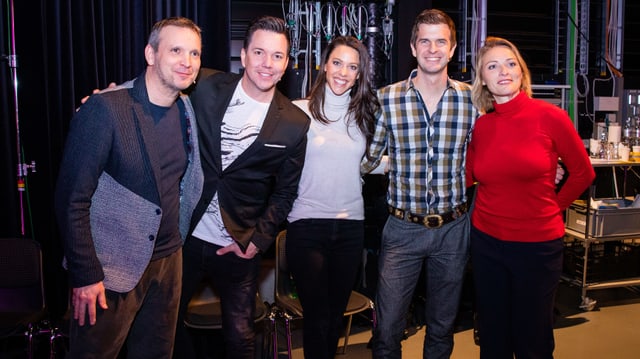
[466,91,595,242]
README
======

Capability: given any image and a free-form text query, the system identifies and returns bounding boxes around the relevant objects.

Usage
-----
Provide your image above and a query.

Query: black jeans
[471,225,563,359]
[174,236,261,359]
[286,219,364,359]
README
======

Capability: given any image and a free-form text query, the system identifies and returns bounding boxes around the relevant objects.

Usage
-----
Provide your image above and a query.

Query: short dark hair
[243,15,290,53]
[148,17,201,51]
[410,9,456,48]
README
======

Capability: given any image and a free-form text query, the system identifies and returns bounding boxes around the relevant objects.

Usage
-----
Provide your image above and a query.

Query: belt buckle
[423,214,444,228]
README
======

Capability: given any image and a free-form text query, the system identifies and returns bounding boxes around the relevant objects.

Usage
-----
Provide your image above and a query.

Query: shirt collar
[403,69,459,96]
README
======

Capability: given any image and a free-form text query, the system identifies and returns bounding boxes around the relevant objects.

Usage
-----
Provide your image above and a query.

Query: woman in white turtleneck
[286,36,380,359]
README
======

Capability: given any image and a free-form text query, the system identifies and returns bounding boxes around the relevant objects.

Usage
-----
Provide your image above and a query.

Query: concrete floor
[280,283,640,359]
[4,275,638,358]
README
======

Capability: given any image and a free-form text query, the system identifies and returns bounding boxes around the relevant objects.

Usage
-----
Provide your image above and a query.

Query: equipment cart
[563,159,640,311]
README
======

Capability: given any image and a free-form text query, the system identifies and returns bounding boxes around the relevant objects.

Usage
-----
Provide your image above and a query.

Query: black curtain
[0,0,230,318]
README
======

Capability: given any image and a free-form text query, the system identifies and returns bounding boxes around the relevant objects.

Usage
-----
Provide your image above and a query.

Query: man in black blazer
[174,16,310,359]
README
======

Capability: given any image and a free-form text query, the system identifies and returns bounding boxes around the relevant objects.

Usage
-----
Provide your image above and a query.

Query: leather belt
[388,203,467,229]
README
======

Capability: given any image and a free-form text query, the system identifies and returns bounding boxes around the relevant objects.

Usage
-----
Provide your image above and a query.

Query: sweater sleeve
[547,107,595,209]
[55,95,114,287]
[361,89,388,174]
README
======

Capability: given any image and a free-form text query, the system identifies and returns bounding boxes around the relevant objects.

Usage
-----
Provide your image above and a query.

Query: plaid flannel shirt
[363,69,478,214]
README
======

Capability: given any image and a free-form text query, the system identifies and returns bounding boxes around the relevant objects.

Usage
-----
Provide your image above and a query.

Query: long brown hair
[306,36,380,160]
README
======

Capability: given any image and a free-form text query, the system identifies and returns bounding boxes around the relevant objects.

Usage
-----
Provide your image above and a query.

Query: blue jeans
[286,219,364,359]
[174,236,260,359]
[372,214,470,359]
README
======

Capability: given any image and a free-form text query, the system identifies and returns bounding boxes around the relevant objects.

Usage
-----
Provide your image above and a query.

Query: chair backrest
[0,238,45,314]
[274,230,299,308]
[184,280,268,329]
[276,230,288,273]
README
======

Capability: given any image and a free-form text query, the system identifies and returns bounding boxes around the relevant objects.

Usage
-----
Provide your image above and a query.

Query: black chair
[0,238,49,358]
[274,230,375,357]
[184,282,270,329]
[183,280,276,358]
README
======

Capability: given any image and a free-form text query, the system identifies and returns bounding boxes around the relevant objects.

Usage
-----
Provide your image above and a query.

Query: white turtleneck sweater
[288,85,367,221]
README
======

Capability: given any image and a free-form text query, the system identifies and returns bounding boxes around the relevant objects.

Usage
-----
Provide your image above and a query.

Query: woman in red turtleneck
[466,36,594,359]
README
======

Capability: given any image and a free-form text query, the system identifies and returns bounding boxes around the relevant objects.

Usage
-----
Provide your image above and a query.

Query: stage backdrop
[0,0,230,318]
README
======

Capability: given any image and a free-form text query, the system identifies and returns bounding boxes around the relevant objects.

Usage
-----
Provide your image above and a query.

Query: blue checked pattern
[363,69,478,214]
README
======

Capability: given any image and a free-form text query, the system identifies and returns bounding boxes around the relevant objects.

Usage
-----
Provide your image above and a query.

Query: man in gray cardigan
[54,17,204,358]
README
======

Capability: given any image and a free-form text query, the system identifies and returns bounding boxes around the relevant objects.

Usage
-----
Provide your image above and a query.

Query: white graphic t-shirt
[192,82,269,246]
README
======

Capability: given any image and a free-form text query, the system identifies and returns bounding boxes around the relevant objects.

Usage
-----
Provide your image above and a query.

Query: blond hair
[471,36,532,113]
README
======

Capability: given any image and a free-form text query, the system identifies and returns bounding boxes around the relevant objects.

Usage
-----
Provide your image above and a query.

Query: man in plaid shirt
[362,9,477,359]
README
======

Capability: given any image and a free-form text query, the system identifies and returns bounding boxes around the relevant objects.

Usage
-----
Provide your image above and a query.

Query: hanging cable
[604,0,623,77]
[382,0,394,59]
[337,3,349,37]
[352,3,368,41]
[469,0,480,73]
[312,1,321,70]
[321,2,336,41]
[281,0,394,97]
[284,0,302,68]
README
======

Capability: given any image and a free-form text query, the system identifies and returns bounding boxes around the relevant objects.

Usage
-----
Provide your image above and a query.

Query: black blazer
[189,68,310,251]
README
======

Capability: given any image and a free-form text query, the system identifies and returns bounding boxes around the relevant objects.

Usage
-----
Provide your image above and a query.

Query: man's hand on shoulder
[78,82,117,109]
